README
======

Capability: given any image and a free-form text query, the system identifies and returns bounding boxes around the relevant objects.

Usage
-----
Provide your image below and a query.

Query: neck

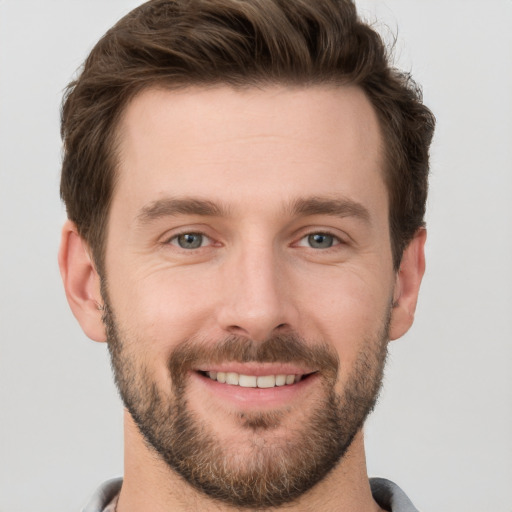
[117,410,383,512]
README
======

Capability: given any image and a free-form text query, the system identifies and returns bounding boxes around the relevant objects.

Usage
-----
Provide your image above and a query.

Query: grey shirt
[82,477,420,511]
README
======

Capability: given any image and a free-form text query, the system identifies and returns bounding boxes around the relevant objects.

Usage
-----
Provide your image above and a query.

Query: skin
[59,85,426,511]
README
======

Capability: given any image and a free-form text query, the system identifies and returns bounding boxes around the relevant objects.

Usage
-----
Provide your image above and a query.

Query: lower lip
[192,371,319,410]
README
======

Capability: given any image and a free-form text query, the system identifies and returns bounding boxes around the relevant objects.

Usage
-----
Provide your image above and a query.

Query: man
[58,0,435,510]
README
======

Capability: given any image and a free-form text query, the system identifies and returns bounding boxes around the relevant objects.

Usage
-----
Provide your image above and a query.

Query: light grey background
[1,1,511,511]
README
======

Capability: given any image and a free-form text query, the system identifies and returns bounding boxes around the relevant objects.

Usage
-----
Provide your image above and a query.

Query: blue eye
[172,233,205,249]
[305,233,337,249]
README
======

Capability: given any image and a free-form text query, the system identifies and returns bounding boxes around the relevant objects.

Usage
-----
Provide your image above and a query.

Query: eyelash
[165,230,345,251]
[295,232,344,250]
[166,232,214,250]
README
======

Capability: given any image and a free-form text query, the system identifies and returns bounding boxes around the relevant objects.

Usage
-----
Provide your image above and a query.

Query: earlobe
[389,228,427,341]
[58,220,107,342]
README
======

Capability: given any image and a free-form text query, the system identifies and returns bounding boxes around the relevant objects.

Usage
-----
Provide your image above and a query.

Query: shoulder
[81,477,123,512]
[370,477,420,512]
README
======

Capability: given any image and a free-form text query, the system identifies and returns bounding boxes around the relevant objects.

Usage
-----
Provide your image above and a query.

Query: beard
[104,300,389,509]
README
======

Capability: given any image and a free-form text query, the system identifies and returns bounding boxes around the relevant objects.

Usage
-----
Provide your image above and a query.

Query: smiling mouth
[199,371,315,388]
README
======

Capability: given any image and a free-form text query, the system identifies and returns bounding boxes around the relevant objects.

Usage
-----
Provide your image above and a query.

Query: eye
[169,232,210,249]
[298,233,340,249]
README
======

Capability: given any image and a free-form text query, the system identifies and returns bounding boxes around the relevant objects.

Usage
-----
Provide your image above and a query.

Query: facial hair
[104,301,389,509]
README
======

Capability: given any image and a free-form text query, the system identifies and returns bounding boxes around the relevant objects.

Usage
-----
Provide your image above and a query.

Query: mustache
[168,333,340,385]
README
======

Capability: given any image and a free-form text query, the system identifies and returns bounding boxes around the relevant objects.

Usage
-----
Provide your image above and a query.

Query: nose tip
[226,320,290,343]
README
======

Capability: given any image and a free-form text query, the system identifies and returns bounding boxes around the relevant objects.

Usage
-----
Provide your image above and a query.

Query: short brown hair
[61,0,435,272]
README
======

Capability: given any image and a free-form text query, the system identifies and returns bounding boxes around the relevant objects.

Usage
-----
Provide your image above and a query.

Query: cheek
[107,273,210,391]
[295,265,392,357]
[109,267,218,346]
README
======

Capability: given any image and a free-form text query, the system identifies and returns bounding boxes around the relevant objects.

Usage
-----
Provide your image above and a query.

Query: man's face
[103,85,397,507]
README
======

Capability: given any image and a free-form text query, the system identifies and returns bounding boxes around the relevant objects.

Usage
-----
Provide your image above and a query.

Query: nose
[216,243,298,342]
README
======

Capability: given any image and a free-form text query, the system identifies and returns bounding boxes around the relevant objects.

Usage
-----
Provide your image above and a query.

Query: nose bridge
[218,238,294,341]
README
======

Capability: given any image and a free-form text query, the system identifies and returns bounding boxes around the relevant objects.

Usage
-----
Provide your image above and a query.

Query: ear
[58,220,106,342]
[389,228,427,341]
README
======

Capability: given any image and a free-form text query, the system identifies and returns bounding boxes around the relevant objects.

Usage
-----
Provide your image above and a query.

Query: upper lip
[194,363,316,377]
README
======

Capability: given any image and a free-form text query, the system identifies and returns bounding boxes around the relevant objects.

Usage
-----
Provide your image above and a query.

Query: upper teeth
[207,371,301,388]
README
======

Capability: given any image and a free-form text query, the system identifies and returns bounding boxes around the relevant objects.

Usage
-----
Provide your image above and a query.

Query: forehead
[113,84,386,219]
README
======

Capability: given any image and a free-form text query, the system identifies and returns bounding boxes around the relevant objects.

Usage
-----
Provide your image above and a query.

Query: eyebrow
[136,196,371,225]
[289,197,371,224]
[136,197,229,225]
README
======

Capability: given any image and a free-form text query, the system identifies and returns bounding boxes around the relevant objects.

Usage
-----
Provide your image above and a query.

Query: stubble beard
[104,300,389,509]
